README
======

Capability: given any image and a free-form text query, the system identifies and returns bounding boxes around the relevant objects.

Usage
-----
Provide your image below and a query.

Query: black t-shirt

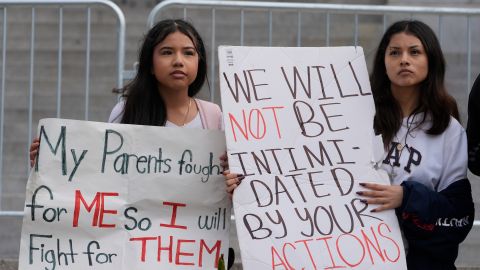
[467,74,480,176]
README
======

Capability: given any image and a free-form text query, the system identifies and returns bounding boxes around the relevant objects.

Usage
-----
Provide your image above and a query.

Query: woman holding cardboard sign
[30,18,234,270]
[357,20,474,270]
[224,19,474,269]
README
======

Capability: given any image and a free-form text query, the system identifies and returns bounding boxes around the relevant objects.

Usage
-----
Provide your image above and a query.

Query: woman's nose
[173,53,184,67]
[400,53,410,66]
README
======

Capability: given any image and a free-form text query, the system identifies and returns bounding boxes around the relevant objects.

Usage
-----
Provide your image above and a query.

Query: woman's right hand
[356,182,404,212]
[223,170,244,198]
[29,137,40,167]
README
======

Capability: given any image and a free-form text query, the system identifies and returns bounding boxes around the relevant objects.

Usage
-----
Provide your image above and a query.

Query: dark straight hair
[120,19,207,126]
[370,20,459,147]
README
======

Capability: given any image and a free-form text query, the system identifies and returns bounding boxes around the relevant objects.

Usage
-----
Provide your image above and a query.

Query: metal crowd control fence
[148,0,480,104]
[0,0,125,217]
[147,0,480,225]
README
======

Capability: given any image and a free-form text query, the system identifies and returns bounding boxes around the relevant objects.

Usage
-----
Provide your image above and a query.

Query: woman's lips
[170,70,187,78]
[398,69,413,75]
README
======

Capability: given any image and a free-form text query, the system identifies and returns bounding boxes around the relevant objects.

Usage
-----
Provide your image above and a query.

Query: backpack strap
[195,98,223,130]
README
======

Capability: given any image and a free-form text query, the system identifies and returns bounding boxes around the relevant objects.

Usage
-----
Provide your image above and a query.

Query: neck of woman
[158,87,195,125]
[391,85,420,117]
[161,92,191,110]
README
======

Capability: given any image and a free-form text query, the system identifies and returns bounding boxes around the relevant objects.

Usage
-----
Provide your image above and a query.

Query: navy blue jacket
[467,75,480,176]
[397,179,474,270]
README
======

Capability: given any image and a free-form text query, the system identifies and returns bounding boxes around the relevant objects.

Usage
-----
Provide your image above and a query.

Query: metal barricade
[0,0,125,217]
[148,0,479,103]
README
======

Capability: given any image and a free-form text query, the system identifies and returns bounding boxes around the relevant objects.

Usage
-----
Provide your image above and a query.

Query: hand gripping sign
[19,118,231,270]
[219,46,407,270]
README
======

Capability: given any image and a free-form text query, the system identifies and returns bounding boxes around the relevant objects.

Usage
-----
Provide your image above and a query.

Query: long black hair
[120,19,207,125]
[371,20,459,147]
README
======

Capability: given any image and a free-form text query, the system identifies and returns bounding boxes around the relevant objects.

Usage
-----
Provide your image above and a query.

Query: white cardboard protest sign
[18,118,231,269]
[219,46,407,269]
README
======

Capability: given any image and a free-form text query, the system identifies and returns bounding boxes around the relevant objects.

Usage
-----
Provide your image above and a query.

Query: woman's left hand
[223,170,244,198]
[220,152,228,171]
[357,183,404,212]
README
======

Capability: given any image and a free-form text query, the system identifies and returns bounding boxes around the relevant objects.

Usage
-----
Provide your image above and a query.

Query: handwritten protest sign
[219,46,407,269]
[18,118,231,269]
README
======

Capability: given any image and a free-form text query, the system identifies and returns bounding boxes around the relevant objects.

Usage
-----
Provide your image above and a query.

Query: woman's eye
[389,50,399,56]
[185,50,196,56]
[410,49,420,55]
[160,50,172,55]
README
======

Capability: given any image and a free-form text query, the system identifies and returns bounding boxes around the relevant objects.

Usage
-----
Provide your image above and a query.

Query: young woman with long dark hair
[30,18,235,269]
[224,19,475,269]
[109,19,222,129]
[358,20,474,270]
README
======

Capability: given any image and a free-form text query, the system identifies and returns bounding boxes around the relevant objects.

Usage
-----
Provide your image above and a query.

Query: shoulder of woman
[443,116,467,142]
[448,116,465,131]
[195,98,223,130]
[195,98,222,113]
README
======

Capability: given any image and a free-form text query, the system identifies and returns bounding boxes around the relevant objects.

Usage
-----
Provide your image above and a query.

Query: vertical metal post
[27,7,35,171]
[85,7,91,120]
[0,8,7,210]
[240,9,244,46]
[383,14,387,32]
[354,14,358,46]
[297,11,301,47]
[466,16,472,93]
[56,7,63,117]
[115,1,125,90]
[325,12,330,46]
[210,8,215,102]
[268,10,272,46]
[437,15,443,46]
